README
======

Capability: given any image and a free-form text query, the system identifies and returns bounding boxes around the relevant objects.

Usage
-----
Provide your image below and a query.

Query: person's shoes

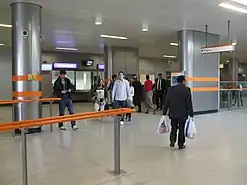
[153,109,156,115]
[137,110,142,113]
[120,120,124,127]
[59,126,66,130]
[72,125,79,130]
[145,111,149,114]
[178,145,186,150]
[128,118,131,122]
[170,143,175,148]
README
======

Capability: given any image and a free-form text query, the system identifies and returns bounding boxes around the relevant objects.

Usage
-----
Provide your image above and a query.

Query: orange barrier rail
[0,108,135,185]
[0,98,62,132]
[0,108,134,130]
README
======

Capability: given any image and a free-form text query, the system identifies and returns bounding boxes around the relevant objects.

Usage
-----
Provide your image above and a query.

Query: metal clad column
[104,46,113,79]
[178,30,194,88]
[178,30,219,113]
[11,2,42,133]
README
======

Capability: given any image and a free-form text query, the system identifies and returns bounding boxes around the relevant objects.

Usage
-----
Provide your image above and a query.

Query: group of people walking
[53,69,194,150]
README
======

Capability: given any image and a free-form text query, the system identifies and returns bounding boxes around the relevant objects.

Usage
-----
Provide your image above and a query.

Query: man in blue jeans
[112,71,130,126]
[53,70,78,130]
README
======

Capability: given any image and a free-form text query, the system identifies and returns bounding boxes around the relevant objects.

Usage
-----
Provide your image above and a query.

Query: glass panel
[51,71,75,86]
[76,71,92,90]
[220,81,247,110]
[66,71,75,85]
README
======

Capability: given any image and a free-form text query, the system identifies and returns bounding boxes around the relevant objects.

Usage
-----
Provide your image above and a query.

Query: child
[93,79,106,112]
[126,80,134,121]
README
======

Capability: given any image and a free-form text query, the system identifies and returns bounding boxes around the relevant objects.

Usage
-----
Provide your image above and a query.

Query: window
[52,70,75,86]
[75,71,91,90]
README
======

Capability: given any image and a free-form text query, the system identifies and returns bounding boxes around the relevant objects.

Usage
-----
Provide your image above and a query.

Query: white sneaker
[59,126,66,130]
[120,120,124,127]
[72,125,78,130]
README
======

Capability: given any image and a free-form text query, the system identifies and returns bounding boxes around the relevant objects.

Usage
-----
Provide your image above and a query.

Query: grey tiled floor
[0,103,247,185]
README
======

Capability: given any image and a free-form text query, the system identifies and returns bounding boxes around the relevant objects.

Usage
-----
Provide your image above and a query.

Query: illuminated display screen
[97,64,105,70]
[53,63,78,69]
[41,63,52,71]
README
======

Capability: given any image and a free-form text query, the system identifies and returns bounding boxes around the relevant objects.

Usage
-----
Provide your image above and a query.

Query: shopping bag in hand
[156,115,170,134]
[185,117,196,139]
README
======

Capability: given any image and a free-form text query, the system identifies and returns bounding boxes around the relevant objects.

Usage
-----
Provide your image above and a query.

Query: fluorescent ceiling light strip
[0,24,12,28]
[219,3,247,13]
[170,42,179,46]
[100,34,127,40]
[56,47,78,51]
[162,55,176,58]
[0,44,4,46]
[230,0,247,6]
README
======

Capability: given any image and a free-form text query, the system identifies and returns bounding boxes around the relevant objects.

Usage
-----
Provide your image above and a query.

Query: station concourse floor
[0,103,247,185]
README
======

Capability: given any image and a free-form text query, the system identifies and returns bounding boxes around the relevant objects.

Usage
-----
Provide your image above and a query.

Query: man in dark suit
[132,76,143,112]
[155,73,167,110]
[163,75,194,150]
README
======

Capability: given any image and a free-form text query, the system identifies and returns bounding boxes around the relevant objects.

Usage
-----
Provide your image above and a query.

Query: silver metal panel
[178,30,194,88]
[11,2,42,121]
[12,81,41,92]
[104,46,113,79]
[178,30,219,112]
[112,47,139,75]
[112,47,126,74]
[125,48,138,75]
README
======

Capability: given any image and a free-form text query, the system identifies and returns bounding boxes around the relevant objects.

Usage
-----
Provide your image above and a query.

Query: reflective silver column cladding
[178,30,194,87]
[11,2,42,127]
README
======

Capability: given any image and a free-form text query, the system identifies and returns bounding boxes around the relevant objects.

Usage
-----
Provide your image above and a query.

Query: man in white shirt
[112,71,130,125]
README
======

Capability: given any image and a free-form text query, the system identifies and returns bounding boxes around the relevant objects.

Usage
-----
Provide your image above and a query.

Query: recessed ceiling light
[56,47,78,51]
[162,54,176,58]
[95,13,103,25]
[219,3,247,13]
[230,0,247,6]
[142,21,148,32]
[170,42,179,46]
[0,24,12,28]
[0,44,4,46]
[100,34,127,40]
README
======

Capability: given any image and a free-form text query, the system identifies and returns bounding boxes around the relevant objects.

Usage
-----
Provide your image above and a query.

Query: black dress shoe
[179,145,186,150]
[170,143,175,148]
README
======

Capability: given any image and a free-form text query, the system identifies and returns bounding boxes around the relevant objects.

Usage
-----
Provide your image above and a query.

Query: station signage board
[201,44,235,54]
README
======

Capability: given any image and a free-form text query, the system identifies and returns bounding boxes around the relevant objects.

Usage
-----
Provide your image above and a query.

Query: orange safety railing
[0,108,134,131]
[0,108,135,185]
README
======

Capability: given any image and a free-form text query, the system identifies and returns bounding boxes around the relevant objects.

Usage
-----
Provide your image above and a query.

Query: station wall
[0,48,172,100]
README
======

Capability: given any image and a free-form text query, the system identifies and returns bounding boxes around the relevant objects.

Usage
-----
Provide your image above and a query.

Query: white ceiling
[0,0,247,60]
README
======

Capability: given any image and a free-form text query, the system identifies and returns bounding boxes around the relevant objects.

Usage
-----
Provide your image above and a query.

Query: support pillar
[178,30,220,113]
[104,46,113,80]
[11,2,42,134]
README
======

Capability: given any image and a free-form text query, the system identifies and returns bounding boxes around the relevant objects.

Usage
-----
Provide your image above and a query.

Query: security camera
[23,30,28,37]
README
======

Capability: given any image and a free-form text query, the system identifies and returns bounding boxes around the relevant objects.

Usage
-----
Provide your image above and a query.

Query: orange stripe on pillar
[12,91,42,97]
[191,87,219,92]
[187,77,219,82]
[12,75,42,81]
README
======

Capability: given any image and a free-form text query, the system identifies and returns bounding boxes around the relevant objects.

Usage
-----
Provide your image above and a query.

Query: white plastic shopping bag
[156,115,170,134]
[185,117,196,139]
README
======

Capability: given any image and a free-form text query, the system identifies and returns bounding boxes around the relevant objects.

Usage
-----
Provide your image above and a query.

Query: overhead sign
[201,44,235,54]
